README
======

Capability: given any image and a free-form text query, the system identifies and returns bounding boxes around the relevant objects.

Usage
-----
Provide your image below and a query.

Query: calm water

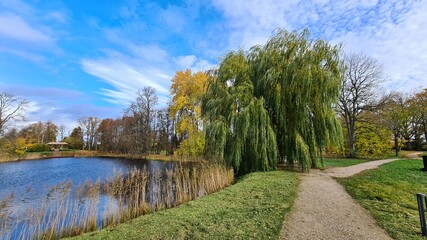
[0,157,178,239]
[0,157,176,201]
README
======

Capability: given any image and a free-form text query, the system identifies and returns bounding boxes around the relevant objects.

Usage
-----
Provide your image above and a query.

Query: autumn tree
[0,128,18,154]
[170,69,207,157]
[379,93,410,156]
[410,89,427,145]
[18,121,58,144]
[353,117,392,158]
[98,118,117,152]
[0,92,28,135]
[338,53,384,157]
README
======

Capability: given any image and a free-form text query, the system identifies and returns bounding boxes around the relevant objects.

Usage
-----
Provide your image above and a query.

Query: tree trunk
[348,127,356,158]
[423,120,427,145]
[394,132,399,157]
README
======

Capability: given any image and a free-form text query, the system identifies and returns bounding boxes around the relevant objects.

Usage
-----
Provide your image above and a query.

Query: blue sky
[0,0,426,131]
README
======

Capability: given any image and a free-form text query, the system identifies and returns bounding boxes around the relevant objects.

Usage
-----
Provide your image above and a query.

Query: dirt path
[406,151,423,159]
[280,160,396,240]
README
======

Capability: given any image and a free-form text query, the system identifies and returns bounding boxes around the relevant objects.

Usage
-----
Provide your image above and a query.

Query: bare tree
[58,124,66,141]
[338,53,384,157]
[78,116,101,150]
[0,92,28,135]
[126,87,158,154]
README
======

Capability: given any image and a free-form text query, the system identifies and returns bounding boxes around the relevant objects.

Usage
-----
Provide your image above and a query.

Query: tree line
[1,29,426,174]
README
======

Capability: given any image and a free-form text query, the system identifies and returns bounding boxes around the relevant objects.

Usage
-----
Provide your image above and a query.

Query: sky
[0,0,426,132]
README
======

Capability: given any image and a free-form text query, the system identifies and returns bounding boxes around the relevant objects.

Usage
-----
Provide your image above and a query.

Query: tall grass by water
[0,163,233,239]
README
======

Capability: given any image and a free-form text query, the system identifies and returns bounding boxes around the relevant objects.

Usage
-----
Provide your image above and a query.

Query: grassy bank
[338,159,427,240]
[322,158,370,168]
[0,150,98,163]
[0,151,199,163]
[97,153,200,162]
[72,171,299,240]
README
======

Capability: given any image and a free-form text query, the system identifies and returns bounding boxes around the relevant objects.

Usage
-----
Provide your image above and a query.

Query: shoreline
[0,151,201,163]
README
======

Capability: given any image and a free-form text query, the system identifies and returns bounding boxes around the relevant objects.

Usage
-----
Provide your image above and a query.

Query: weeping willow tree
[249,29,343,171]
[202,51,277,175]
[203,29,343,173]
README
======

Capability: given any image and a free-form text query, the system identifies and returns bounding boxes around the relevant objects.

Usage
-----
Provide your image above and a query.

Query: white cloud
[44,11,69,24]
[0,0,34,16]
[81,57,171,105]
[127,43,170,62]
[175,55,197,69]
[160,5,187,32]
[0,82,118,133]
[175,55,215,72]
[211,0,427,92]
[119,0,140,20]
[0,46,46,63]
[191,59,216,72]
[211,0,294,49]
[0,13,53,44]
[0,0,65,64]
[330,0,427,92]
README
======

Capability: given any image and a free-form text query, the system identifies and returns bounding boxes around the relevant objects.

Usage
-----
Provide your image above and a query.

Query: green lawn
[322,158,370,168]
[72,171,299,240]
[338,159,427,240]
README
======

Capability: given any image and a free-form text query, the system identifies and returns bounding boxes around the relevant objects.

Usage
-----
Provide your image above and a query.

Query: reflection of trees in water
[0,163,233,240]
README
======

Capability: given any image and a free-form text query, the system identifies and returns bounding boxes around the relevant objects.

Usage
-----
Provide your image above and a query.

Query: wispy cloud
[0,0,67,63]
[0,82,119,131]
[81,52,172,105]
[211,0,427,93]
[44,10,69,24]
[81,12,215,106]
[0,0,35,16]
[0,13,53,44]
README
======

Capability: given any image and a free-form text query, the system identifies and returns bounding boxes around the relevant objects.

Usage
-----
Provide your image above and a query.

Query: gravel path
[280,160,396,240]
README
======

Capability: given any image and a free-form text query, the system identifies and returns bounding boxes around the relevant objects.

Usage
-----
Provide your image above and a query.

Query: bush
[26,144,51,152]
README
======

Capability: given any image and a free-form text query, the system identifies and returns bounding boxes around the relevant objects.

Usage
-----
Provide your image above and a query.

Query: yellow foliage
[176,131,205,158]
[170,69,207,157]
[14,137,28,155]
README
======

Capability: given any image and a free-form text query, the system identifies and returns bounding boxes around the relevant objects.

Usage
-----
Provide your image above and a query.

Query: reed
[0,163,233,240]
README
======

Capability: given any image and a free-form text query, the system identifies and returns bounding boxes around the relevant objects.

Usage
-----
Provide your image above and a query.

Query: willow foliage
[202,51,277,175]
[203,29,343,173]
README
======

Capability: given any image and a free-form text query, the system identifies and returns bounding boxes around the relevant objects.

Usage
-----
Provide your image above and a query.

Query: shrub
[26,144,51,152]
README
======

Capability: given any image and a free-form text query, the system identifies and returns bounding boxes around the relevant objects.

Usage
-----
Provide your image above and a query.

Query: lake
[0,157,178,239]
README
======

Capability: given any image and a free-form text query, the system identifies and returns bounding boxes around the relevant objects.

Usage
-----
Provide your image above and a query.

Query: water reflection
[0,157,176,239]
[0,157,232,239]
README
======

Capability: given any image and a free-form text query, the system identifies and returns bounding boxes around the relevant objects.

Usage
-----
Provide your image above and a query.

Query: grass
[338,159,427,240]
[72,171,299,240]
[321,158,370,168]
